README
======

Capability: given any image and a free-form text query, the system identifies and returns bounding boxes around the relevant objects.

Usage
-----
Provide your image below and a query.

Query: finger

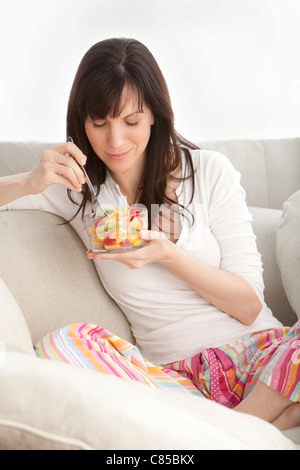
[52,142,87,166]
[55,154,86,185]
[48,160,83,190]
[86,249,107,260]
[140,229,167,240]
[44,146,86,188]
[86,250,130,261]
[33,151,81,191]
[51,173,82,192]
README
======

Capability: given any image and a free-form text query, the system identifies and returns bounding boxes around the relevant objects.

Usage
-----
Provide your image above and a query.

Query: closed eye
[93,122,106,128]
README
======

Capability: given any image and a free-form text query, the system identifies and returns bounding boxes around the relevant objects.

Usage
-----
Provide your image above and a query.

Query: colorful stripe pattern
[34,321,300,407]
[34,323,201,395]
[259,321,300,402]
[166,324,300,407]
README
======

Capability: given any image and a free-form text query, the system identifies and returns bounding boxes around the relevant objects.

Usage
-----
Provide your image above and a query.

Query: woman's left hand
[86,230,175,269]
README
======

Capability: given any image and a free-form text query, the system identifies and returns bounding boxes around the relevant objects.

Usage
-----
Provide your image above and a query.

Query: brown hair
[66,38,198,222]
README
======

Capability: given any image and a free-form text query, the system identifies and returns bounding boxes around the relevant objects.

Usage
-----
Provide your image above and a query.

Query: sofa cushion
[0,352,298,450]
[276,190,300,320]
[249,207,297,326]
[0,278,34,356]
[2,139,300,211]
[0,210,134,345]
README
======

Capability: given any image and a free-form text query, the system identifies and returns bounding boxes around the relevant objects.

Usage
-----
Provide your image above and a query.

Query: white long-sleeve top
[1,150,282,364]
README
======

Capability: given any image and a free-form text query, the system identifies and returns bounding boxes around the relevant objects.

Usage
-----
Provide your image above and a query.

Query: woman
[1,38,299,431]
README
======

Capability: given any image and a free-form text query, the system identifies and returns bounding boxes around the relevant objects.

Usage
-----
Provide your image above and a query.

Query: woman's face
[84,88,154,177]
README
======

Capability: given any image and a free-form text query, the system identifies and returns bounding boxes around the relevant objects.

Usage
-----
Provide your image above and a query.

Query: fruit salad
[85,206,148,252]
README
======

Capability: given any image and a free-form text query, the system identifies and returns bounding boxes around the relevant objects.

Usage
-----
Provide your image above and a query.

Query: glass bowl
[85,204,148,253]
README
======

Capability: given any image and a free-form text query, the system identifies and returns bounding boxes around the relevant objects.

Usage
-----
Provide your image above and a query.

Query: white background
[1,0,300,143]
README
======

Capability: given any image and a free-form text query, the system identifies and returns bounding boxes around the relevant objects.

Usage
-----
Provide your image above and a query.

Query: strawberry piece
[120,239,132,248]
[104,236,116,246]
[129,208,141,220]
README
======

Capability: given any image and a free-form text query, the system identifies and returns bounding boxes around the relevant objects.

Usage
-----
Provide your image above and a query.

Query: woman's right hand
[25,141,87,195]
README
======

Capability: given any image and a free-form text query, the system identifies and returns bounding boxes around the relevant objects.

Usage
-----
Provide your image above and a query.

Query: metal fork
[66,137,109,218]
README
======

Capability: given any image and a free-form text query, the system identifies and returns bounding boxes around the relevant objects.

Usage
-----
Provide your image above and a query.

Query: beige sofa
[0,139,299,450]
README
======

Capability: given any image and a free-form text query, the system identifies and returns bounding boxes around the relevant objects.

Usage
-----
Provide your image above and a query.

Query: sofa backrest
[0,142,51,176]
[0,138,300,210]
[198,138,300,210]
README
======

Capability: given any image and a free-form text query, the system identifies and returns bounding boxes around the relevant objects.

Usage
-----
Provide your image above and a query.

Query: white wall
[1,0,300,143]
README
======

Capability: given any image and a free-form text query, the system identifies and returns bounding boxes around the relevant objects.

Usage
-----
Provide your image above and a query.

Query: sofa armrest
[0,351,297,450]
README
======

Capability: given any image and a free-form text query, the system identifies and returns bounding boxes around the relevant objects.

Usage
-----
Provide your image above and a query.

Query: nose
[107,124,126,149]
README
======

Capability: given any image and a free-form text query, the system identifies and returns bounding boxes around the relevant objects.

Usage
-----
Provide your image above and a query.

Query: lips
[106,150,131,160]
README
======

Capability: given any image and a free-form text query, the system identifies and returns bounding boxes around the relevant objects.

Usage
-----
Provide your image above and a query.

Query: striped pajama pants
[34,320,300,407]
